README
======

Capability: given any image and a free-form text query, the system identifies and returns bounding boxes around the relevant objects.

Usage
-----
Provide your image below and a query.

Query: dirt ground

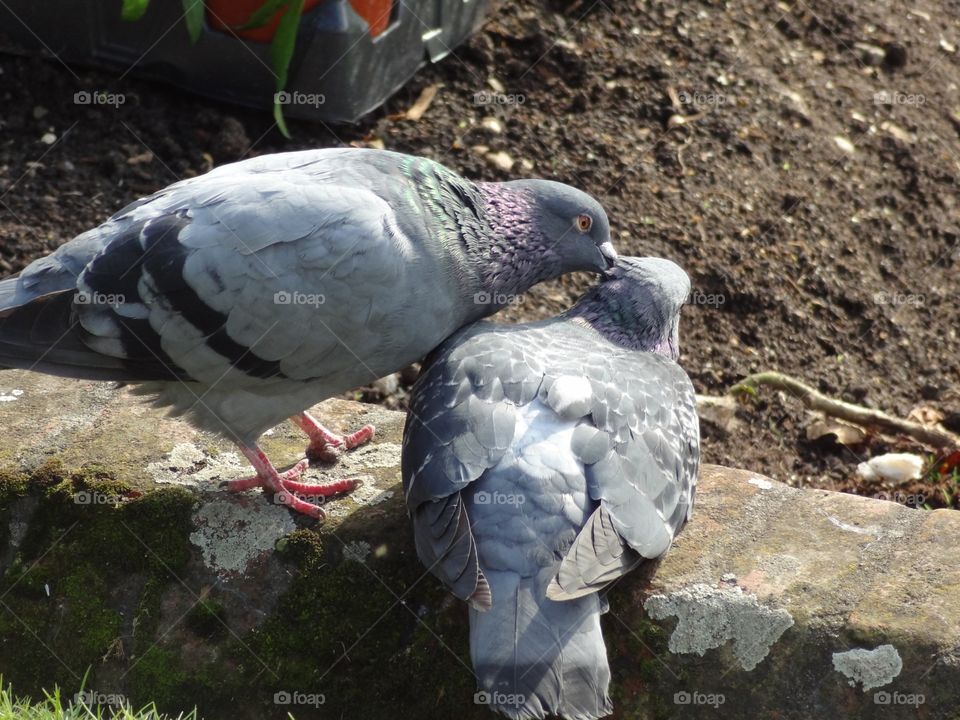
[0,0,958,506]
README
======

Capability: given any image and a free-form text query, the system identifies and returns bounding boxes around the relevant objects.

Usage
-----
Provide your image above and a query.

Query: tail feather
[470,570,612,720]
[0,279,146,381]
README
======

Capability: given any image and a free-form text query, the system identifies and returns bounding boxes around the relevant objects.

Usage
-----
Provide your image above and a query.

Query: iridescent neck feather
[564,280,678,358]
[473,184,562,298]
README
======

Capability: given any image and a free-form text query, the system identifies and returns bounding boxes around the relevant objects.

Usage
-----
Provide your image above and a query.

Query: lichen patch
[644,583,794,671]
[190,498,296,575]
[832,645,902,691]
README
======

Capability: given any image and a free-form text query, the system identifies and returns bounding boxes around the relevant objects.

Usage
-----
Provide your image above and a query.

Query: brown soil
[1,0,958,506]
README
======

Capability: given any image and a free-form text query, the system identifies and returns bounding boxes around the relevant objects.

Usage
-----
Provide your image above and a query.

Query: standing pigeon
[402,256,699,720]
[0,148,616,518]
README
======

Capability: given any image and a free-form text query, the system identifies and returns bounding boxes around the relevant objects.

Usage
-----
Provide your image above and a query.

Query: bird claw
[268,476,360,519]
[220,458,309,492]
[222,448,360,520]
[305,423,376,464]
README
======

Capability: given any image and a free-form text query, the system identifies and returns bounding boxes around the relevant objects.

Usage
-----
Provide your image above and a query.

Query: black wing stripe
[138,215,288,381]
[83,213,288,381]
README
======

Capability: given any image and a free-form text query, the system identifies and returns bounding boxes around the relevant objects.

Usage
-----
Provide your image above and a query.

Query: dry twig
[728,371,960,450]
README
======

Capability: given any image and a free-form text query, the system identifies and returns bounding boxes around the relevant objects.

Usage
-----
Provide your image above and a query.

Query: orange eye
[575,214,592,232]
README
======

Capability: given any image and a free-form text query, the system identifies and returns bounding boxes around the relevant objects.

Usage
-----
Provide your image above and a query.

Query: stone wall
[0,369,955,719]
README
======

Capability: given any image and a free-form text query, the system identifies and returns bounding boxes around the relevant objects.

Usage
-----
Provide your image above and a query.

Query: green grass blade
[271,0,304,91]
[271,0,304,138]
[238,0,290,30]
[274,99,291,138]
[121,0,150,21]
[182,0,205,43]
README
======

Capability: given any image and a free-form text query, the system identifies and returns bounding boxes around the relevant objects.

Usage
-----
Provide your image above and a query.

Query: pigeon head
[476,179,615,300]
[515,179,616,273]
[567,256,690,359]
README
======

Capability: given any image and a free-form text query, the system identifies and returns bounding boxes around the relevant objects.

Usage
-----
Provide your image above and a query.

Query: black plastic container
[0,0,487,122]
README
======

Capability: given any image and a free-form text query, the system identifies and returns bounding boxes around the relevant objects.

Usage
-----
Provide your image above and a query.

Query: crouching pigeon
[402,256,700,719]
[0,148,616,518]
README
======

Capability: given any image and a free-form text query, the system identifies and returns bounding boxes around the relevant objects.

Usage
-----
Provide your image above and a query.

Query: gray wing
[548,353,699,600]
[402,325,547,610]
[0,149,458,383]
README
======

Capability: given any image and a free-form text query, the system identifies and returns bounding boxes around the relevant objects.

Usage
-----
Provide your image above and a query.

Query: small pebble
[40,131,56,145]
[481,117,503,134]
[833,136,855,154]
[486,151,515,172]
[487,77,505,93]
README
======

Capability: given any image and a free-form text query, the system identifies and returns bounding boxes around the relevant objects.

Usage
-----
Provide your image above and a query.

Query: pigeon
[402,256,699,720]
[0,147,617,518]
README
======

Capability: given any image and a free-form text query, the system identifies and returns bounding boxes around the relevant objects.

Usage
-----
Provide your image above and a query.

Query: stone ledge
[0,369,956,719]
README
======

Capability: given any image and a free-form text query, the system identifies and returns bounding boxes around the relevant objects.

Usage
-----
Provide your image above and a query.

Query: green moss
[275,528,324,566]
[0,461,198,702]
[0,468,28,507]
[29,459,69,492]
[186,600,227,641]
[132,577,165,657]
[605,593,674,720]
[127,647,189,710]
[223,512,478,719]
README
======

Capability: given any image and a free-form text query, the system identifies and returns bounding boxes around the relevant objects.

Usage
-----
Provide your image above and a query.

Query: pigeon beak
[599,241,618,270]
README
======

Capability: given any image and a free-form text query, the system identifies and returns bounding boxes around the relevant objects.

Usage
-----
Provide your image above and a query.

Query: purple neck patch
[565,280,676,357]
[474,184,562,299]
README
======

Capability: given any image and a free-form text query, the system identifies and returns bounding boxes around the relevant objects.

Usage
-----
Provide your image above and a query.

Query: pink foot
[220,458,309,493]
[219,448,361,520]
[291,412,376,464]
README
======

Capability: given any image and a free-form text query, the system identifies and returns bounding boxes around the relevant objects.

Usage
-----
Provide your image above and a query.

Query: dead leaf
[126,150,154,165]
[907,405,945,426]
[805,416,866,445]
[405,84,441,121]
[350,137,385,150]
[695,394,740,432]
[668,112,704,128]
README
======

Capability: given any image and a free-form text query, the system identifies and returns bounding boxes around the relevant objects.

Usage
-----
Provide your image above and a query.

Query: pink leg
[291,412,375,463]
[280,476,360,498]
[221,458,309,492]
[231,446,325,519]
[219,446,361,519]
